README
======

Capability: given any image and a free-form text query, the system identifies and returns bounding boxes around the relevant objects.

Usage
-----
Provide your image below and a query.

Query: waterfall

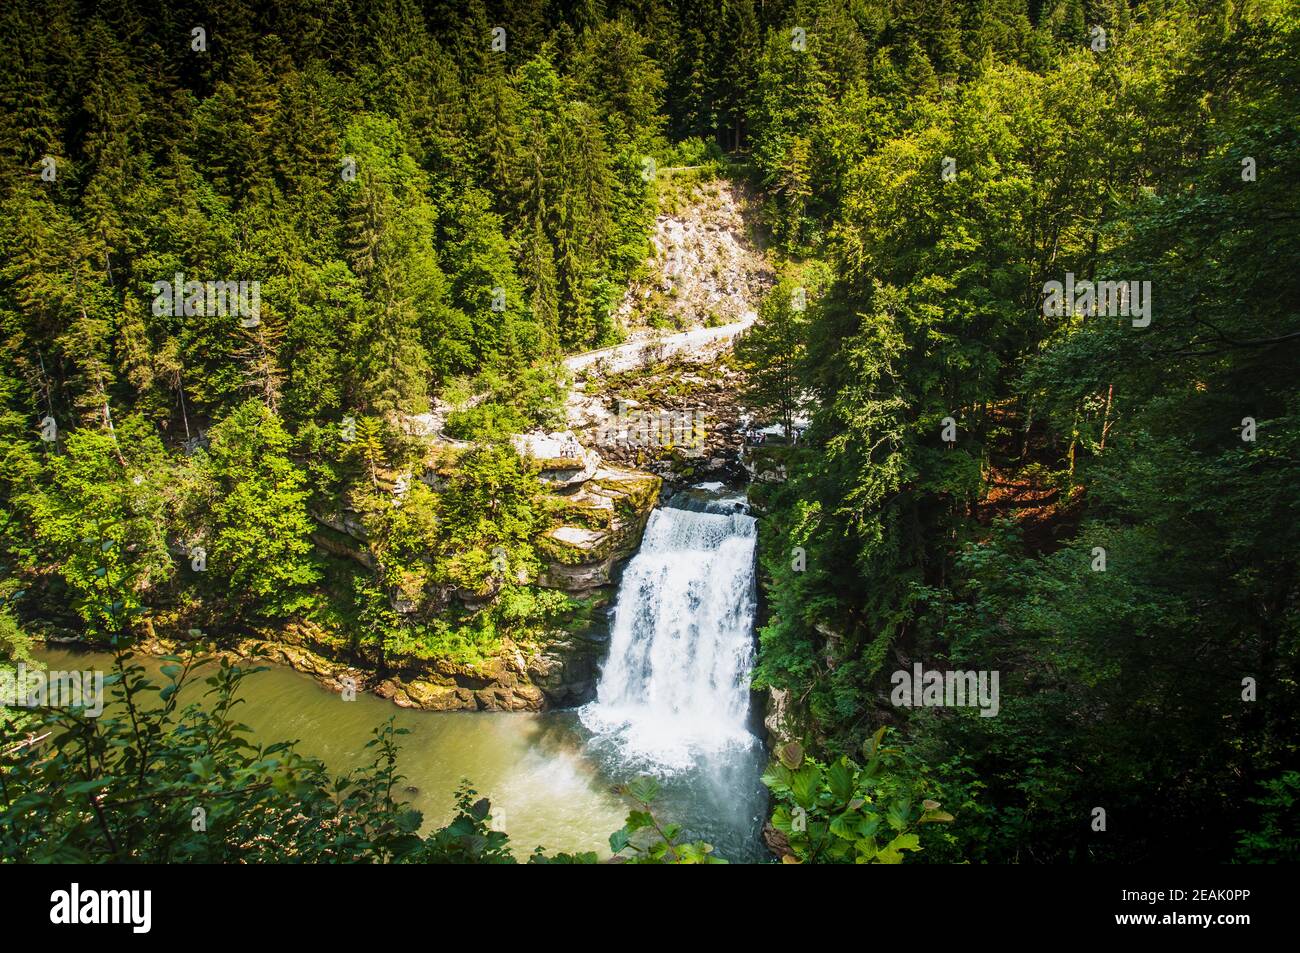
[580,494,760,772]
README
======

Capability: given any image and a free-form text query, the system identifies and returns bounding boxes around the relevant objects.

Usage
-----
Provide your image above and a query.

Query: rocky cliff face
[614,176,771,334]
[271,177,767,713]
[566,356,747,488]
[280,434,663,712]
[285,624,604,713]
[562,177,773,490]
[534,464,662,591]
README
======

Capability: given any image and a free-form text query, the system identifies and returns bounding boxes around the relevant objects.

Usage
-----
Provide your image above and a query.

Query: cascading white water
[580,494,760,772]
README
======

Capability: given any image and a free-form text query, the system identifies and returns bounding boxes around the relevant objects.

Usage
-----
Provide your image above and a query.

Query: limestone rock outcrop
[292,428,662,711]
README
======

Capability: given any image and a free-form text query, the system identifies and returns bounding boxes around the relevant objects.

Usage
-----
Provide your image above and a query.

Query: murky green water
[32,645,769,861]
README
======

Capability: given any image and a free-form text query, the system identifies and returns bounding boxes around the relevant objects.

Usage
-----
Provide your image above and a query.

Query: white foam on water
[579,503,760,773]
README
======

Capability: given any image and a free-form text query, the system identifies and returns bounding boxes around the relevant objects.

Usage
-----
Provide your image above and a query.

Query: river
[32,489,770,862]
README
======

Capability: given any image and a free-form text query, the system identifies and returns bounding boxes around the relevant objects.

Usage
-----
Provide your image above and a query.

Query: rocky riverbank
[111,617,610,714]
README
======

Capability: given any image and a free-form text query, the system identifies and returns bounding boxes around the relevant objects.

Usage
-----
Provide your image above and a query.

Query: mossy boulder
[537,468,662,593]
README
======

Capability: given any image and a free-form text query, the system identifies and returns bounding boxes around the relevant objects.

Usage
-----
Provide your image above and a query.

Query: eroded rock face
[536,467,662,594]
[512,429,601,486]
[294,428,661,710]
[526,632,607,707]
[560,178,768,491]
[764,687,794,749]
[568,356,748,488]
[362,631,608,712]
[507,433,664,599]
[613,178,772,333]
[310,510,375,568]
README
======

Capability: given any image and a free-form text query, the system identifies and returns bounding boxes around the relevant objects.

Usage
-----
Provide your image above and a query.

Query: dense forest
[1,0,1297,864]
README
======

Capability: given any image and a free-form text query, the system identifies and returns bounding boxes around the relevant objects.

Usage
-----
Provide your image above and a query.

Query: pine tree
[340,116,441,412]
[442,188,533,368]
[735,279,810,441]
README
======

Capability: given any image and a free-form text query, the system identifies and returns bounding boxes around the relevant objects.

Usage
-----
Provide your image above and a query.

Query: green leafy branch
[608,776,727,864]
[763,728,953,864]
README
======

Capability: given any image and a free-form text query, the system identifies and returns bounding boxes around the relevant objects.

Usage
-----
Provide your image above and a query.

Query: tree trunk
[1099,384,1114,451]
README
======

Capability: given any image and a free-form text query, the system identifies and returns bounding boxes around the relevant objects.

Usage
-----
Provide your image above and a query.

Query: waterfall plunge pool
[30,488,770,862]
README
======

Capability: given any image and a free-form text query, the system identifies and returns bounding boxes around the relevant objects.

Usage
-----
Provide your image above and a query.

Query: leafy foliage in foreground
[0,648,716,864]
[764,730,952,864]
[3,651,454,862]
[608,777,727,864]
